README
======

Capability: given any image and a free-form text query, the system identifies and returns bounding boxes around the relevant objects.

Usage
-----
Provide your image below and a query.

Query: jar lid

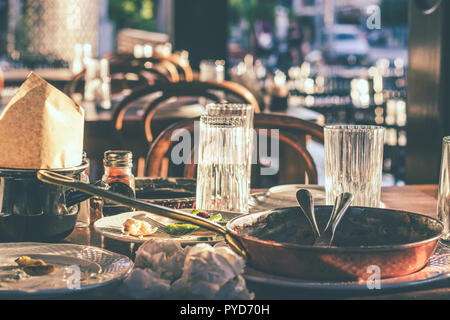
[103,150,133,167]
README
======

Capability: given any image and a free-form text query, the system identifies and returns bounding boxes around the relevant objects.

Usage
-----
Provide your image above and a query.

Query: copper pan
[37,170,443,281]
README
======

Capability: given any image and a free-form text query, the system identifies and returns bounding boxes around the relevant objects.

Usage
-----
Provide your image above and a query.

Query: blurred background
[0,0,447,186]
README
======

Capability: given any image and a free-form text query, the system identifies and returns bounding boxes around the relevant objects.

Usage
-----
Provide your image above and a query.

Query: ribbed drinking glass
[325,125,385,207]
[196,113,252,213]
[205,103,254,182]
[438,137,450,244]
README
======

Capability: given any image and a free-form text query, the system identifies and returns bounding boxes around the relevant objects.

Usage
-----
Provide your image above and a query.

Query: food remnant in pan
[23,265,55,276]
[122,218,158,237]
[15,256,46,267]
[15,256,55,276]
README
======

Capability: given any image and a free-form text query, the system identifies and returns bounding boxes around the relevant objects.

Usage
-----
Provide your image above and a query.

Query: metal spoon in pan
[296,189,321,239]
[314,192,354,247]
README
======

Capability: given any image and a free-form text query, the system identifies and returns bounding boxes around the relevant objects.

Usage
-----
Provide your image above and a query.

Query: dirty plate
[0,243,133,297]
[93,210,242,245]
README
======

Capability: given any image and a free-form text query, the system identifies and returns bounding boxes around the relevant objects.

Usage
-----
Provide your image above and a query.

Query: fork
[133,213,167,233]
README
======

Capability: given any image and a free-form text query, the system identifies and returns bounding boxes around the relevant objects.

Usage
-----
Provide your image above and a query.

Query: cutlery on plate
[314,192,354,247]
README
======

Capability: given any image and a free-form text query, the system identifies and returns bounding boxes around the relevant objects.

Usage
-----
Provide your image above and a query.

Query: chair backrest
[112,80,261,145]
[106,52,193,82]
[144,113,324,185]
[0,68,4,90]
[63,62,173,98]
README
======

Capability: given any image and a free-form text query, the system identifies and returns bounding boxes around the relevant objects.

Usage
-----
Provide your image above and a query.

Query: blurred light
[83,43,92,66]
[134,44,144,58]
[375,116,384,124]
[386,129,398,146]
[396,100,407,126]
[300,62,311,78]
[143,44,153,58]
[255,60,266,79]
[288,66,301,79]
[398,131,407,146]
[373,75,383,93]
[394,68,404,77]
[357,79,369,93]
[394,57,404,69]
[360,93,370,107]
[375,107,384,116]
[72,44,84,74]
[376,58,390,75]
[351,90,360,101]
[236,62,246,76]
[155,43,171,57]
[100,58,109,79]
[274,71,287,87]
[368,66,379,77]
[141,0,153,19]
[305,95,315,107]
[315,75,325,87]
[144,61,153,69]
[374,92,384,105]
[304,78,315,94]
[351,78,370,107]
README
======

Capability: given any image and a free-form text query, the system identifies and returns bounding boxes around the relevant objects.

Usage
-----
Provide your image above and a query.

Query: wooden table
[65,185,450,300]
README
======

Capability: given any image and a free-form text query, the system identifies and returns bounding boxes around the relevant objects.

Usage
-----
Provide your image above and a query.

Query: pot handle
[37,170,247,258]
[65,180,109,207]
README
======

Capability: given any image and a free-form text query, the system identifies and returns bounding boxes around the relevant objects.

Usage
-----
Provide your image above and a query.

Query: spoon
[296,189,321,239]
[314,192,354,247]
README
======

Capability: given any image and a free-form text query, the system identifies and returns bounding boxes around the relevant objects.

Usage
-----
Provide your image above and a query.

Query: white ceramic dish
[0,243,133,296]
[94,210,240,245]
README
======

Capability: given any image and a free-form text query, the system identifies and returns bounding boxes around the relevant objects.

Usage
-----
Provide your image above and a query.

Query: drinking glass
[196,113,252,213]
[205,103,255,188]
[324,125,385,207]
[438,136,450,244]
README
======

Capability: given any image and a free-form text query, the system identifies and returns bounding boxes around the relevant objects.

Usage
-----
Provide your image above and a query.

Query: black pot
[0,162,90,242]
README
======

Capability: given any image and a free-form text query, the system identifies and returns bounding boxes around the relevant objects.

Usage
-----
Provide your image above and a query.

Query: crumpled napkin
[119,239,254,300]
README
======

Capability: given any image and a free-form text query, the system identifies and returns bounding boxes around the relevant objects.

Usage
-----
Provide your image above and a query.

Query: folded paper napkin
[0,72,84,169]
[119,239,254,300]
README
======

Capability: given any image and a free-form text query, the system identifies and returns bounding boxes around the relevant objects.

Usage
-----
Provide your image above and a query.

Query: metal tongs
[296,189,354,247]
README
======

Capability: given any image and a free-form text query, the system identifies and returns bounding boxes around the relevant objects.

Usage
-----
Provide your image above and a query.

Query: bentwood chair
[111,80,260,176]
[105,52,193,82]
[64,61,173,99]
[144,113,324,186]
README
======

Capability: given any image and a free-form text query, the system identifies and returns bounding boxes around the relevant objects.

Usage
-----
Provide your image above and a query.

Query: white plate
[94,210,240,245]
[248,185,385,212]
[244,244,450,292]
[249,185,326,212]
[0,243,133,296]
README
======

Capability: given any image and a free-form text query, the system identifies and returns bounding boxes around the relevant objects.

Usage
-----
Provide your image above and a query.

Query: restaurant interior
[0,0,449,301]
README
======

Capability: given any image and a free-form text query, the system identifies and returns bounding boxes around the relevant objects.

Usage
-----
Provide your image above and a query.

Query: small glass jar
[75,152,91,228]
[101,150,136,216]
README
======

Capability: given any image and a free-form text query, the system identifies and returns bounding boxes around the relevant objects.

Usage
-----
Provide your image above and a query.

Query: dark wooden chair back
[110,80,260,177]
[0,68,4,90]
[64,62,173,98]
[105,52,193,82]
[144,113,324,185]
[112,80,261,144]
